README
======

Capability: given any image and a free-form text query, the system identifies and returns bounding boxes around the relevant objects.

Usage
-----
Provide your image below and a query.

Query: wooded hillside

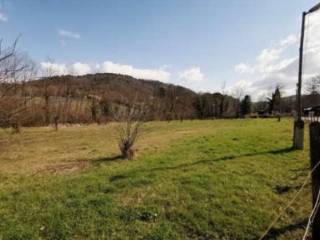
[1,73,240,127]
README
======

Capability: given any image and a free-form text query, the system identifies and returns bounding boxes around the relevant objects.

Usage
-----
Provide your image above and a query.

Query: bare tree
[114,99,148,160]
[40,60,75,130]
[0,38,35,132]
[87,94,102,124]
[231,86,245,118]
[51,82,66,131]
[40,59,57,126]
[219,82,227,118]
[306,75,320,96]
[163,86,178,121]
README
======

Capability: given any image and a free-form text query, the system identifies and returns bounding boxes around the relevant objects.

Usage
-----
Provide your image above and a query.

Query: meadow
[0,119,312,239]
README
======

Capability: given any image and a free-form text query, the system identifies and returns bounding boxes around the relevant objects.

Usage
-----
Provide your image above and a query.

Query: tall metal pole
[297,12,306,121]
[293,3,320,149]
[293,12,306,149]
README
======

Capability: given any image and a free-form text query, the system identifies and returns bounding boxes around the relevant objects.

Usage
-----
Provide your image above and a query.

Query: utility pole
[299,3,320,239]
[293,2,320,149]
[297,11,306,122]
[293,11,306,150]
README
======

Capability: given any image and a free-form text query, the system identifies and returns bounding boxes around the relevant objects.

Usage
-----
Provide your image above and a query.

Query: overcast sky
[0,0,319,99]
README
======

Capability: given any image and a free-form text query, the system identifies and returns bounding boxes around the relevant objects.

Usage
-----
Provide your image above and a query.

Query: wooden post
[293,12,306,149]
[310,122,320,239]
[293,120,305,149]
[54,116,59,131]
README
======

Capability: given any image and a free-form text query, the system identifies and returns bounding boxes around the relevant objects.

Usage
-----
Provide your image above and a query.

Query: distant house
[257,110,270,118]
[304,106,320,116]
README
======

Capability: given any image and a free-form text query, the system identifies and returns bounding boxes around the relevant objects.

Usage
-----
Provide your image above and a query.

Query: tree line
[1,39,320,132]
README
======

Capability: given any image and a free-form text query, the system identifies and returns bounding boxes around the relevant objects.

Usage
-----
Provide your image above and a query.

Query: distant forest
[1,71,320,128]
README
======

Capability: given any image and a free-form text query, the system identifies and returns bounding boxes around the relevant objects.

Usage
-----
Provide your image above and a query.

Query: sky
[0,0,320,99]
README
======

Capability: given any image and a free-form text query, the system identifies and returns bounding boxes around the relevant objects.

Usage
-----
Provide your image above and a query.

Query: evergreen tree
[240,95,252,117]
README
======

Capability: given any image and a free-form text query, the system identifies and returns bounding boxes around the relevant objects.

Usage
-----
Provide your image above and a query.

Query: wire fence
[258,161,320,240]
[303,116,320,123]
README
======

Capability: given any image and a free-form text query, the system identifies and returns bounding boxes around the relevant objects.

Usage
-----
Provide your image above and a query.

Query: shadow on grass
[149,146,295,173]
[263,218,308,240]
[268,147,295,155]
[80,147,295,184]
[91,155,123,165]
[32,155,124,176]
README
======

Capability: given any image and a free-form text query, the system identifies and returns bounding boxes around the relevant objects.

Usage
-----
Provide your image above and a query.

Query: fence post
[310,121,320,239]
[294,120,304,149]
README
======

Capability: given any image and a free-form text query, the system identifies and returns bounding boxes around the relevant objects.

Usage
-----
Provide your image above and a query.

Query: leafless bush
[114,101,148,160]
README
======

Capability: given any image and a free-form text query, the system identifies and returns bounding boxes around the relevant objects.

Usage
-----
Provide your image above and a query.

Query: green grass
[0,119,313,239]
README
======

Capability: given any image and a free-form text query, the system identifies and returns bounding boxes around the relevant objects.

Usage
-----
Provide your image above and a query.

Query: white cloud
[234,63,254,74]
[41,62,92,76]
[37,61,209,92]
[305,11,320,50]
[227,79,259,100]
[231,50,288,97]
[280,34,298,47]
[58,29,80,39]
[41,62,67,76]
[231,13,320,100]
[257,48,282,64]
[70,62,92,75]
[99,61,170,82]
[234,35,298,79]
[175,67,205,91]
[0,13,7,22]
[303,10,320,78]
[40,60,171,81]
[178,67,204,83]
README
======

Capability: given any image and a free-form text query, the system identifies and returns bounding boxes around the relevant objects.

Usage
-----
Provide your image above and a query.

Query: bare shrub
[114,101,148,160]
[11,120,21,134]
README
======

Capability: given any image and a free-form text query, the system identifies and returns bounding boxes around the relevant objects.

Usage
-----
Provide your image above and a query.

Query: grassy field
[0,119,312,239]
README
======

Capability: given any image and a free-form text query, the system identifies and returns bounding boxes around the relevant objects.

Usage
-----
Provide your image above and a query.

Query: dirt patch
[33,160,90,175]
